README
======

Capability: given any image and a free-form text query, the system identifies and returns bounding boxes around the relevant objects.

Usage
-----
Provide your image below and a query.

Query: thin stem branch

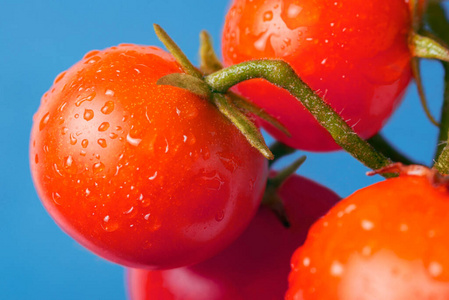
[205,60,393,175]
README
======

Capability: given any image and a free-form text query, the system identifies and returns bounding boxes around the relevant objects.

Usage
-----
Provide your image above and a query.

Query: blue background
[0,1,446,299]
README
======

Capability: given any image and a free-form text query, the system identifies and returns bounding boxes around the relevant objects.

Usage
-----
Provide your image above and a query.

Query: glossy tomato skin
[30,45,268,269]
[222,0,412,151]
[126,174,340,299]
[287,175,449,299]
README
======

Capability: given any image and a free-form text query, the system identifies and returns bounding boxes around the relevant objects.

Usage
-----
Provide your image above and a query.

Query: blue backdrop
[0,0,446,299]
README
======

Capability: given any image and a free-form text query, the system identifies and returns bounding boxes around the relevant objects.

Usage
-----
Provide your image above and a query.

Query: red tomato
[30,45,268,269]
[287,173,449,299]
[127,174,340,299]
[222,0,412,151]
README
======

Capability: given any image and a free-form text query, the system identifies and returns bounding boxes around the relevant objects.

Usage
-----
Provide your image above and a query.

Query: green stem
[426,2,449,171]
[205,60,393,175]
[367,134,416,165]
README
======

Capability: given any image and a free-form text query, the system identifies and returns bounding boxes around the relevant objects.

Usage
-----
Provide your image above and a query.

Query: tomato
[222,0,412,151]
[29,44,268,269]
[126,174,340,299]
[287,172,449,299]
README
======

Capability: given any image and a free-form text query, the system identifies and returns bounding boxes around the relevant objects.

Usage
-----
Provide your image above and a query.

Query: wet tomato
[127,174,340,299]
[222,0,412,151]
[30,44,268,269]
[287,171,449,299]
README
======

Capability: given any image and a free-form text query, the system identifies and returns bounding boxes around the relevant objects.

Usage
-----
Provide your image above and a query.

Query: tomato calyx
[367,162,449,187]
[154,24,296,160]
[263,155,307,228]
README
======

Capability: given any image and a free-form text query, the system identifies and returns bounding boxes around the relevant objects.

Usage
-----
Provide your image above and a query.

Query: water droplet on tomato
[83,50,100,59]
[81,139,89,148]
[63,155,78,174]
[93,162,105,174]
[83,109,94,121]
[70,133,77,145]
[53,163,63,176]
[54,71,67,84]
[148,171,158,181]
[97,139,107,148]
[109,132,118,139]
[263,11,273,21]
[39,112,50,131]
[85,56,101,64]
[101,101,115,114]
[98,122,110,132]
[286,3,302,18]
[126,133,142,147]
[215,210,225,222]
[52,192,62,205]
[75,92,96,107]
[101,215,119,232]
[105,89,115,96]
[34,154,39,164]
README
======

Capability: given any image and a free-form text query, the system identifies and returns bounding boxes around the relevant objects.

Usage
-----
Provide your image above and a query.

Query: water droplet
[263,11,273,21]
[124,206,134,214]
[126,133,142,146]
[75,92,96,107]
[34,154,39,164]
[93,162,105,174]
[83,109,94,121]
[148,171,158,181]
[144,213,151,220]
[287,3,302,18]
[63,155,78,174]
[101,215,119,232]
[97,139,107,148]
[109,132,118,139]
[98,122,110,132]
[80,150,86,156]
[83,50,100,59]
[39,112,50,131]
[61,127,68,135]
[105,89,115,96]
[54,71,67,84]
[101,101,115,114]
[74,114,79,119]
[52,192,62,205]
[70,133,77,145]
[85,188,91,197]
[85,56,101,64]
[81,139,89,148]
[215,210,224,222]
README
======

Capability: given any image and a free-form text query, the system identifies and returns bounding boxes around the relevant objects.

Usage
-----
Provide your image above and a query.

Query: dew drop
[98,122,110,132]
[126,133,142,146]
[97,139,107,148]
[81,139,89,148]
[83,109,94,121]
[263,11,273,21]
[39,112,50,131]
[34,154,39,164]
[101,215,119,232]
[148,171,158,181]
[105,89,115,96]
[70,133,77,145]
[75,92,96,107]
[101,101,115,114]
[61,127,68,135]
[215,210,224,222]
[287,3,302,18]
[52,192,62,205]
[80,150,87,156]
[109,132,118,139]
[54,71,67,84]
[63,155,78,174]
[144,213,151,220]
[93,162,105,174]
[83,50,100,59]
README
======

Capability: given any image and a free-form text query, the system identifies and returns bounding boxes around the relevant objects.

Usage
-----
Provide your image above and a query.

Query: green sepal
[154,24,203,78]
[411,32,449,62]
[157,73,212,99]
[199,31,223,75]
[212,93,274,160]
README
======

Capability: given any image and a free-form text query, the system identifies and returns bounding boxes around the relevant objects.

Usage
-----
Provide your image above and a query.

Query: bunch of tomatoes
[29,0,449,299]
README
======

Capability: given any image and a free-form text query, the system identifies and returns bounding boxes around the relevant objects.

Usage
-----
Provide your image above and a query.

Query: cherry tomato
[287,172,449,299]
[30,44,268,269]
[127,174,340,299]
[222,0,412,151]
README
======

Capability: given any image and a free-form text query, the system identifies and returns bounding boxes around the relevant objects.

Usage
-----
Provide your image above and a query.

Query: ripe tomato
[30,44,268,269]
[287,171,449,299]
[222,0,412,151]
[126,174,340,299]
